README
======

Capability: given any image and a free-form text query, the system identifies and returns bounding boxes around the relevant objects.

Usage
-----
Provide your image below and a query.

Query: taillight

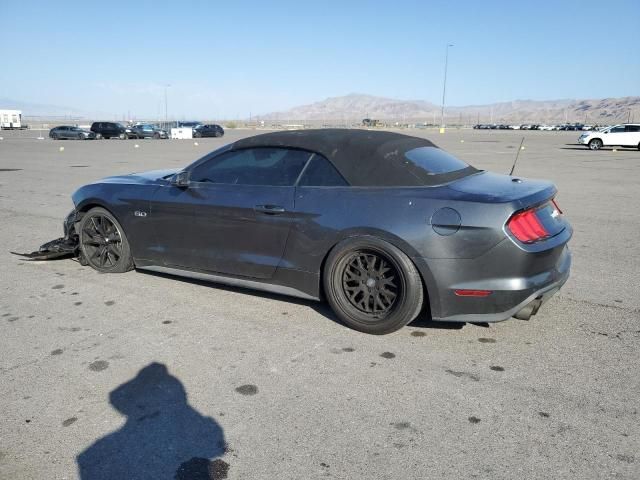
[507,208,550,243]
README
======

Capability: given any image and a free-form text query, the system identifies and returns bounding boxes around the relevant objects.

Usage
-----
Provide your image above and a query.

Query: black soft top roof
[231,129,477,186]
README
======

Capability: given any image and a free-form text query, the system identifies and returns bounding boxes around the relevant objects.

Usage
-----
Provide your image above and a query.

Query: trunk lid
[447,171,569,246]
[447,171,557,209]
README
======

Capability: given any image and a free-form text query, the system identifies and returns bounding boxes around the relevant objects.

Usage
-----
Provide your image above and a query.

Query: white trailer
[170,127,193,139]
[0,109,23,129]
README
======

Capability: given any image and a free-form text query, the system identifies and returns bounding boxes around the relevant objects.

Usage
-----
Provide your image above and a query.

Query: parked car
[578,124,640,150]
[49,126,96,140]
[90,122,132,140]
[128,124,168,139]
[539,125,554,131]
[43,129,572,335]
[193,124,224,138]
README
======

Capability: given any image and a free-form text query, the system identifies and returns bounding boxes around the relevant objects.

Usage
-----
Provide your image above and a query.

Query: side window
[625,125,640,132]
[610,126,625,133]
[190,148,312,186]
[298,154,348,186]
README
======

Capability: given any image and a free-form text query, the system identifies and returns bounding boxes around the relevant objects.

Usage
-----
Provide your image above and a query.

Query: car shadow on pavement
[76,362,229,480]
[561,145,639,151]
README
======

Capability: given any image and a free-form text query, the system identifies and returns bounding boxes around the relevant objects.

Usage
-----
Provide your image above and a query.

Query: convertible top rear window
[404,146,470,175]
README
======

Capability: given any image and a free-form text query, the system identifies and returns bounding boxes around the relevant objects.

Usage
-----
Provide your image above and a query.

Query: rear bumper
[429,245,571,323]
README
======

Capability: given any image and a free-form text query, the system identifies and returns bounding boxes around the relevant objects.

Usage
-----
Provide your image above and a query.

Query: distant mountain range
[0,98,88,118]
[3,93,638,124]
[259,93,640,124]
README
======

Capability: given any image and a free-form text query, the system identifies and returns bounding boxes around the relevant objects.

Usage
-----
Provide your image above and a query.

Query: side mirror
[171,171,191,188]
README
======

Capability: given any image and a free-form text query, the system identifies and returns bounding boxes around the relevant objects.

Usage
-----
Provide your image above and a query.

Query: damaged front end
[12,209,83,261]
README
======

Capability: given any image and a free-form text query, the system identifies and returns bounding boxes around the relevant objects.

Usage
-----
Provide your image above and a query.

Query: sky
[2,0,639,119]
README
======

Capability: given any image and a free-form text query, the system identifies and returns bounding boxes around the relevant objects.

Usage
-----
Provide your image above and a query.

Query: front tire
[323,237,424,335]
[79,207,134,273]
[119,133,127,140]
[589,138,603,150]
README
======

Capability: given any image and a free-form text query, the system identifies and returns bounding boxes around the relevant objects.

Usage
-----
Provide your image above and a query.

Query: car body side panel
[286,186,512,317]
[154,182,296,279]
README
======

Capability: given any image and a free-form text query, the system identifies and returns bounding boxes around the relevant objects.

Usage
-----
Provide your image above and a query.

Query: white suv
[578,124,640,150]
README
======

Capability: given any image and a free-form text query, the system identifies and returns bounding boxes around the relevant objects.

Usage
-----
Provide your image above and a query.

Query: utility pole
[440,44,454,128]
[163,84,170,127]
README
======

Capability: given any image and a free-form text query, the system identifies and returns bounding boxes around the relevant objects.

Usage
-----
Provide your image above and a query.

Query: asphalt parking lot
[1,128,638,479]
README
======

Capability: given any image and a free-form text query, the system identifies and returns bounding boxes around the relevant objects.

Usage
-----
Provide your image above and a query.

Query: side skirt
[137,264,320,301]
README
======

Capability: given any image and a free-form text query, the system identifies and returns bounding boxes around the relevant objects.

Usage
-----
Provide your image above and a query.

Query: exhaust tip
[513,299,543,320]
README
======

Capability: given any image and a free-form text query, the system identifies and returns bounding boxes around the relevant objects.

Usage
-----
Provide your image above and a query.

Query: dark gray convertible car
[31,130,572,334]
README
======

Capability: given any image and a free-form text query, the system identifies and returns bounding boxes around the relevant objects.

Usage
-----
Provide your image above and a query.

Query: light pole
[440,43,454,128]
[163,84,170,127]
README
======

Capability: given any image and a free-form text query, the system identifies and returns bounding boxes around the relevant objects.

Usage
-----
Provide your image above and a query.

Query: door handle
[254,204,286,215]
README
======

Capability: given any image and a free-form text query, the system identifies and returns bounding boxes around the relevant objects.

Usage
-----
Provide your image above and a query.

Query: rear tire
[589,138,603,150]
[79,207,134,273]
[323,237,423,335]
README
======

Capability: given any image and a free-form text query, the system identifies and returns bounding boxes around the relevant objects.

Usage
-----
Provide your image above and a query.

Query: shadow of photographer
[77,362,229,480]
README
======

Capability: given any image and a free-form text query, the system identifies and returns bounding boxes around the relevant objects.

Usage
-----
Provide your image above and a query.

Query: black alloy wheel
[79,207,134,273]
[324,237,424,335]
[342,251,399,315]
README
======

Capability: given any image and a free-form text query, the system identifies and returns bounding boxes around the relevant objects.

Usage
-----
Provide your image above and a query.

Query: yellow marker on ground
[134,144,139,148]
[59,146,64,152]
[194,142,199,146]
[439,128,445,134]
[460,139,464,143]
